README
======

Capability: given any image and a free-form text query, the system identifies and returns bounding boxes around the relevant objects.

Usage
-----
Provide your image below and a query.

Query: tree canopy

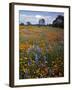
[52,15,64,28]
[39,19,45,25]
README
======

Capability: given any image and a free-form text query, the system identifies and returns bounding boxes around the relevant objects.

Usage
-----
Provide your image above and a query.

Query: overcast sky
[19,10,64,25]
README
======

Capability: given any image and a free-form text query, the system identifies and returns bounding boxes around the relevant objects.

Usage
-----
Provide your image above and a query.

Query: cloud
[20,14,55,24]
[20,14,27,17]
[20,14,52,20]
[20,14,35,18]
[35,15,52,19]
[35,15,43,18]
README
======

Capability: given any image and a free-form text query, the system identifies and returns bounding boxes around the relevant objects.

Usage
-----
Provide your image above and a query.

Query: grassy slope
[19,25,64,79]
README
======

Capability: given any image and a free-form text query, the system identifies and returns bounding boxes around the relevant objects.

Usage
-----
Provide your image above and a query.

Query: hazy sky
[19,10,64,25]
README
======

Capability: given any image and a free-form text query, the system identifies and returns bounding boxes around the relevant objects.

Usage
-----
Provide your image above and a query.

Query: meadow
[19,25,64,79]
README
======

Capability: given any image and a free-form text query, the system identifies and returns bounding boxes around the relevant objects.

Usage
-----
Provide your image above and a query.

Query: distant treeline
[20,15,64,28]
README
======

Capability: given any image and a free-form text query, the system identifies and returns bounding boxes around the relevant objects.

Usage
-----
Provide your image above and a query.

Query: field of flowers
[19,25,64,79]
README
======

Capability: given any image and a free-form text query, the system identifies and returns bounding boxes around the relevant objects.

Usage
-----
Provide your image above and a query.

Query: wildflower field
[19,25,64,79]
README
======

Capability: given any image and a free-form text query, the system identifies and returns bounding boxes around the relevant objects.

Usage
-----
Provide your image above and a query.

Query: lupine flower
[36,45,42,53]
[44,56,48,63]
[35,54,39,64]
[24,69,29,78]
[44,56,46,61]
[28,59,32,66]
